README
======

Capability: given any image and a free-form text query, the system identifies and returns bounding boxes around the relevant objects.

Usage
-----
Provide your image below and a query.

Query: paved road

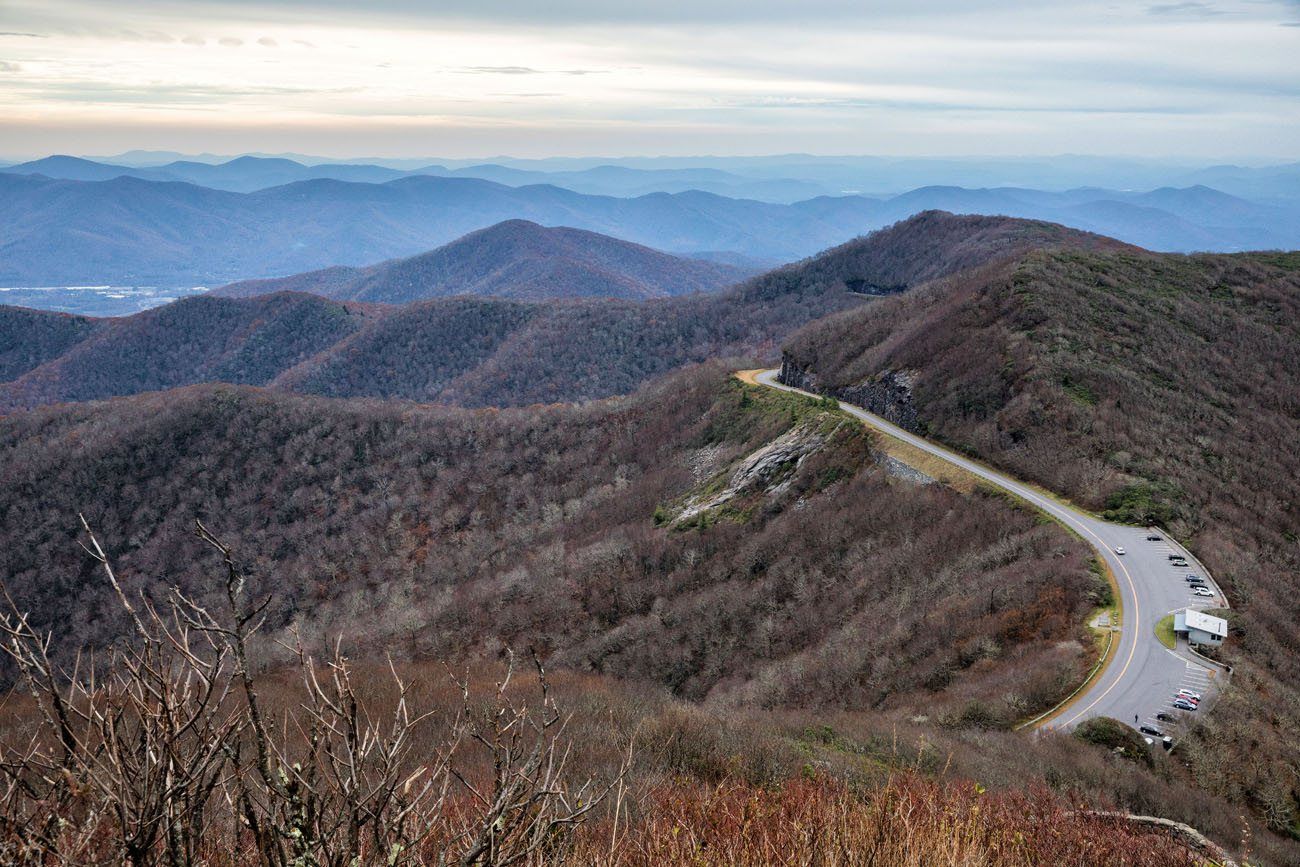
[753,369,1229,735]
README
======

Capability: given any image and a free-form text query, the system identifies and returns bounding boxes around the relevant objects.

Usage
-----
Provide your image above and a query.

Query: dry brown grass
[567,775,1196,866]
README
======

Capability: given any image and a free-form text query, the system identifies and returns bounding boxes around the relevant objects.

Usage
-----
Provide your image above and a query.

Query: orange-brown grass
[566,775,1193,866]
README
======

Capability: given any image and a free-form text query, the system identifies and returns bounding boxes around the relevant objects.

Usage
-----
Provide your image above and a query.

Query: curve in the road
[748,368,1228,733]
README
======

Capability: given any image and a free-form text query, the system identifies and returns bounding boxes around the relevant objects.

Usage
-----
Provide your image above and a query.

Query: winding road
[750,368,1229,734]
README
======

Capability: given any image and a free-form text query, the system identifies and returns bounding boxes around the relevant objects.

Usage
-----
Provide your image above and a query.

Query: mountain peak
[215,220,754,304]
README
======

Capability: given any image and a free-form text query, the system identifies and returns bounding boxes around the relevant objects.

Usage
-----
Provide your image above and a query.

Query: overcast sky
[1,0,1297,160]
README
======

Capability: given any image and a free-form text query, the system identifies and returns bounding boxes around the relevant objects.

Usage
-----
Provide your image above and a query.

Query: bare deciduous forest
[0,367,1099,724]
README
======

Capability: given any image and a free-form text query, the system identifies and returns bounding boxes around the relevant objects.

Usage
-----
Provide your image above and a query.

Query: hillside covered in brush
[782,241,1300,837]
[214,220,753,303]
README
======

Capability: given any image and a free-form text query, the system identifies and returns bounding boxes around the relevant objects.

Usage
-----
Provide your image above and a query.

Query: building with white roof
[1173,608,1227,648]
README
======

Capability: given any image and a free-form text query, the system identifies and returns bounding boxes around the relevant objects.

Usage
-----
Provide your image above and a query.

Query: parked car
[1115,546,1126,555]
[1155,712,1173,722]
[1193,587,1215,597]
[1184,575,1202,582]
[1173,698,1198,711]
[1139,725,1164,737]
[1168,554,1185,561]
[1146,534,1162,541]
[1177,689,1202,702]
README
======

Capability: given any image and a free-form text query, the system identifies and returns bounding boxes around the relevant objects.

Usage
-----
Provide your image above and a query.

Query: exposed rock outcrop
[779,354,921,432]
[879,454,934,486]
[674,423,830,523]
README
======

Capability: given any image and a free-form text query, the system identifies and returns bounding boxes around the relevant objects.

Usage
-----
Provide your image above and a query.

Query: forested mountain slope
[0,305,106,382]
[0,293,370,410]
[0,365,1099,723]
[781,243,1300,836]
[214,220,753,302]
[0,282,859,411]
[0,212,1123,412]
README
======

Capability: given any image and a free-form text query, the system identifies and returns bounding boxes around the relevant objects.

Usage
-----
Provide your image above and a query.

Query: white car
[1193,587,1214,597]
[1177,689,1202,702]
[1115,546,1126,555]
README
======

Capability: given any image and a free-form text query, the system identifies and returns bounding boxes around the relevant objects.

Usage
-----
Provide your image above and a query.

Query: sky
[0,0,1298,160]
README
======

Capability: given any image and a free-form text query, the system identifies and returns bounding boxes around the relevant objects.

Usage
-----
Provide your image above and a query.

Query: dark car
[1184,575,1202,582]
[1146,534,1162,541]
[1139,725,1164,737]
[1155,711,1173,722]
[1168,554,1186,561]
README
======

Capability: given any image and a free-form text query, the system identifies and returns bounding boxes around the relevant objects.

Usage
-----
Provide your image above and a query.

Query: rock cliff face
[778,354,921,432]
[674,423,831,523]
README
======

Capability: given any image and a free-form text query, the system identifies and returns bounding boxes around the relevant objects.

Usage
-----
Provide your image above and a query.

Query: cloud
[458,66,543,75]
[0,0,1297,159]
[718,94,1203,115]
[3,79,359,106]
[457,66,610,76]
[0,31,47,38]
[1148,2,1225,14]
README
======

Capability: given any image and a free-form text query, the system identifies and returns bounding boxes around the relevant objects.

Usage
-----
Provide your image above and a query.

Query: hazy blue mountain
[5,155,154,182]
[4,154,829,201]
[3,168,1299,290]
[55,151,1300,199]
[213,219,755,302]
[0,173,869,284]
[4,154,409,192]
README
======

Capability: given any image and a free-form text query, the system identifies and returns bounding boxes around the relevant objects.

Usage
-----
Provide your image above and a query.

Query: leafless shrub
[0,519,619,866]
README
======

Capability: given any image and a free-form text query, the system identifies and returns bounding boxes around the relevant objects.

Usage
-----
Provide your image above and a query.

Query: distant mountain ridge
[2,164,1296,291]
[1,154,826,201]
[214,220,754,302]
[0,212,1133,412]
